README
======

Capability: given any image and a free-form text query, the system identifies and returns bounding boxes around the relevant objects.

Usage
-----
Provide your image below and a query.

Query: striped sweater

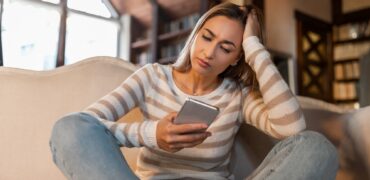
[83,36,306,179]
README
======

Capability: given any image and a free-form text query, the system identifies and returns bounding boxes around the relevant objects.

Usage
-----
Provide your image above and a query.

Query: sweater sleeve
[82,64,158,148]
[241,36,306,139]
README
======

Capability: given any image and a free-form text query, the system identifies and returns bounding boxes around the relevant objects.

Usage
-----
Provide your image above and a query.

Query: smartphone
[174,98,220,126]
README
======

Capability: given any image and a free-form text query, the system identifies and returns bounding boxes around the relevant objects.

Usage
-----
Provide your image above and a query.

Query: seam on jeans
[79,112,101,125]
[250,133,305,179]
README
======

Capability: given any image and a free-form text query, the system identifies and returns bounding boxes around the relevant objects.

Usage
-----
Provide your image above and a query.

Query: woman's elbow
[273,118,307,139]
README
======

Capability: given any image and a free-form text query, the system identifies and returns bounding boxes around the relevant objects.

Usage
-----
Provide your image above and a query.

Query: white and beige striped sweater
[83,36,306,179]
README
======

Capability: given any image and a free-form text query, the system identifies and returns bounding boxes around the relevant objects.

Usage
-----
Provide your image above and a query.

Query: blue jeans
[50,113,338,180]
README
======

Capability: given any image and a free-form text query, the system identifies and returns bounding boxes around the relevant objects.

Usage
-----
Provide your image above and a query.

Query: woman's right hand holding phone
[156,112,212,153]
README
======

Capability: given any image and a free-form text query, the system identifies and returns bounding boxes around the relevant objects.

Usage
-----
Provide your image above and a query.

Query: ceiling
[110,0,201,27]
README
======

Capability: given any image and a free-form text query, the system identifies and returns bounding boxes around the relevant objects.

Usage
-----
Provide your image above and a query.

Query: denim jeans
[50,112,338,180]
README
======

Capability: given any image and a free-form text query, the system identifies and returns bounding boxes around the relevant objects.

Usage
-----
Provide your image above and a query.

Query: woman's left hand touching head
[243,9,260,40]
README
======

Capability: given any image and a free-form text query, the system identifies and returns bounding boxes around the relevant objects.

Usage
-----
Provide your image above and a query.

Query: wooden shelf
[333,58,359,64]
[158,56,177,64]
[334,36,370,45]
[334,98,359,103]
[335,78,359,83]
[132,39,151,49]
[159,28,192,42]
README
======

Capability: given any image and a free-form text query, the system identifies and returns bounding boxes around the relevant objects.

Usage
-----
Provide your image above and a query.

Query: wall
[265,0,332,58]
[342,0,370,13]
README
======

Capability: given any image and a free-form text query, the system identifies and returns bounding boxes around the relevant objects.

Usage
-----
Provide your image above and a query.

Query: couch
[0,56,368,179]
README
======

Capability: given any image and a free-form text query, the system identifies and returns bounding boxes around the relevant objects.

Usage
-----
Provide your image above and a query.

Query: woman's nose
[204,44,216,59]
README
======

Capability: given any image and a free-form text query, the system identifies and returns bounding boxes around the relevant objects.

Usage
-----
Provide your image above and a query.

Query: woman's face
[190,15,244,77]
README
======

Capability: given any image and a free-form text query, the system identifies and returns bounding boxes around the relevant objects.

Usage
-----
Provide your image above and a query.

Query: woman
[50,2,338,180]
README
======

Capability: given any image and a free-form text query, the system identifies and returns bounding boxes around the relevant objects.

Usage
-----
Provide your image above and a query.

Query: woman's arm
[241,11,306,139]
[82,64,210,152]
[82,65,158,148]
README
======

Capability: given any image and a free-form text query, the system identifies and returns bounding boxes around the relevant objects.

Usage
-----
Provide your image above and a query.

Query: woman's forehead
[201,16,243,44]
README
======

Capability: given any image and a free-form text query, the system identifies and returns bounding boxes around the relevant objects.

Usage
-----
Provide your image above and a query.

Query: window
[2,0,59,70]
[1,0,119,70]
[41,0,59,4]
[67,0,111,18]
[65,12,118,65]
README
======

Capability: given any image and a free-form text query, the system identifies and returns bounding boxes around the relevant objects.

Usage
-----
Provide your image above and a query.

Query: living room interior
[0,0,369,179]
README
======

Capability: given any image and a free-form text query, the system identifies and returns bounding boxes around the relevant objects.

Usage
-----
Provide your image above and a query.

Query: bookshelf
[129,0,208,65]
[330,0,370,108]
[332,20,370,108]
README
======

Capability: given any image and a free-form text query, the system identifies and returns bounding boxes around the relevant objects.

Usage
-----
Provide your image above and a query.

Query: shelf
[334,98,359,103]
[335,78,359,83]
[131,28,191,50]
[333,58,359,64]
[158,56,177,64]
[159,28,192,42]
[132,39,151,49]
[334,36,370,45]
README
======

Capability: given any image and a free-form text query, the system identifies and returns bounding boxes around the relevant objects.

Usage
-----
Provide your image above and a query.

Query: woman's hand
[156,112,211,153]
[243,9,260,40]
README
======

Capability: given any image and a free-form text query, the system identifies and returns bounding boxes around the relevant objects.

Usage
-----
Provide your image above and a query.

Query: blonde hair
[173,2,264,88]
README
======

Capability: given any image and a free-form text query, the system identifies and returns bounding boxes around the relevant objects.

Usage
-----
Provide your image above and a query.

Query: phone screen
[174,98,219,126]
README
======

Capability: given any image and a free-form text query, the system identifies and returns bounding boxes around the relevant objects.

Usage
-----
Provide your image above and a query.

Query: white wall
[265,0,331,58]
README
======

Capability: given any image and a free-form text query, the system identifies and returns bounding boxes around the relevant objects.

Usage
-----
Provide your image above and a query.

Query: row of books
[333,82,357,100]
[135,29,151,42]
[333,20,370,41]
[334,42,370,60]
[162,13,200,34]
[334,61,360,80]
[160,40,186,59]
[135,51,151,66]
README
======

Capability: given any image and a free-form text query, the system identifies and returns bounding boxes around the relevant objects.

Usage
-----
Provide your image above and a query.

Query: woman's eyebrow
[204,28,236,48]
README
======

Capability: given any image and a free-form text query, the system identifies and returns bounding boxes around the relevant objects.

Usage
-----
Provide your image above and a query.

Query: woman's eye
[202,35,212,41]
[221,47,231,53]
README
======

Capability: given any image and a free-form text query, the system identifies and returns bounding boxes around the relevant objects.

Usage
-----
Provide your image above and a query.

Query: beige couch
[0,56,368,179]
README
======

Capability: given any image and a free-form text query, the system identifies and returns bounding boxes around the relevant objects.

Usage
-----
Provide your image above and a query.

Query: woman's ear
[231,54,242,66]
[231,61,238,66]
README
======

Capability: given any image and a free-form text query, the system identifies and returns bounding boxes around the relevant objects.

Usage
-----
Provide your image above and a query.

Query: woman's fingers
[158,131,210,153]
[163,112,177,122]
[243,9,260,39]
[169,123,208,134]
[169,139,207,149]
[166,132,211,144]
[157,112,212,153]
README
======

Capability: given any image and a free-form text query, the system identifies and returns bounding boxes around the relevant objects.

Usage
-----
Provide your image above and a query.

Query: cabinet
[332,20,370,108]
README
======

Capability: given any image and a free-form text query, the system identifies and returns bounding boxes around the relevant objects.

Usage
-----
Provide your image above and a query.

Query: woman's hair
[172,2,264,88]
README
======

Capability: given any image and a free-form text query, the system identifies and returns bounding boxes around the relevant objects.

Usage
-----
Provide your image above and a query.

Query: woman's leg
[246,131,338,180]
[49,112,139,180]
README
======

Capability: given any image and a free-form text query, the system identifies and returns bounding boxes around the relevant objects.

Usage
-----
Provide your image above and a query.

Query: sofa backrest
[0,57,139,179]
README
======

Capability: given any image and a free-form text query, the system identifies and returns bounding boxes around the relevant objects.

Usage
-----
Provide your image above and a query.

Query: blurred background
[0,0,369,109]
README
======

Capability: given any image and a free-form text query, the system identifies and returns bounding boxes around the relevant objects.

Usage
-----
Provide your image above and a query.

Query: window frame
[0,0,120,68]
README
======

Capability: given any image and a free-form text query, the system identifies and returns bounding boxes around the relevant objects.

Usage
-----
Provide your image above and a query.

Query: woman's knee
[296,131,339,166]
[50,112,102,145]
[298,131,337,152]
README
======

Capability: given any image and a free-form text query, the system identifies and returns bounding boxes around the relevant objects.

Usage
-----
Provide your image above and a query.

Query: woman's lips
[197,58,210,68]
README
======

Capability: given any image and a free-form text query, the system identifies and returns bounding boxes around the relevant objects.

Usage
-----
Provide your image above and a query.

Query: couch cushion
[0,57,138,179]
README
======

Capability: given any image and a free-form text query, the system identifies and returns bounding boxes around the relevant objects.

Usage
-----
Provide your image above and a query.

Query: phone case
[174,98,220,126]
